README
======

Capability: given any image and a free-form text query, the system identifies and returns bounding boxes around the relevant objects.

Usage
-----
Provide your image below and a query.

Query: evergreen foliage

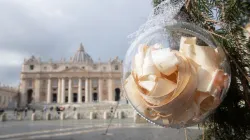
[153,0,250,139]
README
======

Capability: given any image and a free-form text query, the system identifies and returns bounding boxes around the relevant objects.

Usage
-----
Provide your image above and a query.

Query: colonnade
[45,78,112,104]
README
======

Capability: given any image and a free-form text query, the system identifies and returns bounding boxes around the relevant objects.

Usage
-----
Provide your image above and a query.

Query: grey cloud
[0,66,20,85]
[0,0,152,86]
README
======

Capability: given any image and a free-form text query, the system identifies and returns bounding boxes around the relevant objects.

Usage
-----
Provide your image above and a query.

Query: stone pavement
[0,119,202,140]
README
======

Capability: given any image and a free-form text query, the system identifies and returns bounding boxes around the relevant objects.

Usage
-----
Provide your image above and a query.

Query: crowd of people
[12,105,77,118]
[1,105,116,120]
[13,105,34,117]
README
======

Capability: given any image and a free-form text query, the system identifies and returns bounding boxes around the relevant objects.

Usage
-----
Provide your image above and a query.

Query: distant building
[19,44,123,107]
[0,85,18,108]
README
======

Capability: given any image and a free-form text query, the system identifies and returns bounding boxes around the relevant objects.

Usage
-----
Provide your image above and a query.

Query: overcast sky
[0,0,152,86]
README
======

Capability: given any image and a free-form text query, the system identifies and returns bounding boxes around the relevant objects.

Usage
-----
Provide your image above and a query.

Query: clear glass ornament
[123,22,231,128]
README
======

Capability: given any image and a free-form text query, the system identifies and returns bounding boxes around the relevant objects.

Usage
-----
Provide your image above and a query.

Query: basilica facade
[19,44,123,107]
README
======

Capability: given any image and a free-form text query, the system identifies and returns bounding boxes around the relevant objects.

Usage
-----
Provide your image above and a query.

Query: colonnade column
[108,78,114,101]
[98,78,103,102]
[61,78,65,103]
[20,79,27,106]
[85,78,89,102]
[47,78,52,103]
[34,78,40,103]
[89,79,93,102]
[57,78,61,103]
[78,78,82,103]
[68,78,72,103]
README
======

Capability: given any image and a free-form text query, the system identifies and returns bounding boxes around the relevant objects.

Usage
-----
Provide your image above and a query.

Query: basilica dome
[71,43,93,64]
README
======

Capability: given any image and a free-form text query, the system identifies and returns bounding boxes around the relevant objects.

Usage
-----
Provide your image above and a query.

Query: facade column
[61,78,65,103]
[98,78,103,102]
[47,78,52,104]
[78,78,82,103]
[34,79,40,103]
[68,78,72,103]
[89,79,93,102]
[108,78,114,101]
[85,78,89,102]
[57,78,61,103]
[20,79,27,107]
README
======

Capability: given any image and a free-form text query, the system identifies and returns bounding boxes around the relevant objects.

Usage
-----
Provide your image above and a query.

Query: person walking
[43,105,47,113]
[16,109,19,119]
[50,106,53,111]
[0,108,4,115]
[56,106,60,115]
[14,108,17,116]
[42,105,47,120]
[24,107,28,117]
[110,107,113,114]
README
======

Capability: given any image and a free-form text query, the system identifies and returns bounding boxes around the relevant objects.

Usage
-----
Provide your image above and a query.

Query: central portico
[19,44,123,106]
[45,69,119,104]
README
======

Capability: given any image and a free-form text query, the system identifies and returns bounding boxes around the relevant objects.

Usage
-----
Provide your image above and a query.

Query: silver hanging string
[102,99,121,135]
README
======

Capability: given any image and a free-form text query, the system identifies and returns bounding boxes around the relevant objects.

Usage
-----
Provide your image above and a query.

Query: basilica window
[103,67,106,70]
[93,65,97,70]
[42,80,46,88]
[92,79,98,87]
[30,65,34,70]
[44,66,47,70]
[82,66,85,69]
[115,65,119,70]
[65,66,68,69]
[73,79,78,87]
[103,79,107,86]
[52,79,57,87]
